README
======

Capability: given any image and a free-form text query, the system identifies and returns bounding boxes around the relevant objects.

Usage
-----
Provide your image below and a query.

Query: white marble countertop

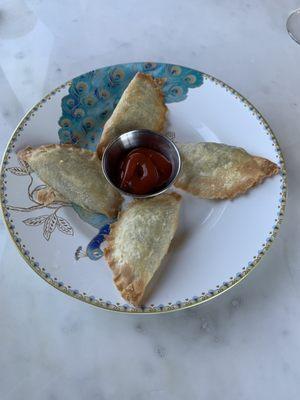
[1,0,300,399]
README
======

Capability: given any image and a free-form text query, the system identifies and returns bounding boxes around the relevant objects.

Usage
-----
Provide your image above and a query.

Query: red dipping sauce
[118,147,172,195]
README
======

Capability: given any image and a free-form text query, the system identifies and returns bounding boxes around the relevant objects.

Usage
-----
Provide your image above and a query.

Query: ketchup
[119,147,172,195]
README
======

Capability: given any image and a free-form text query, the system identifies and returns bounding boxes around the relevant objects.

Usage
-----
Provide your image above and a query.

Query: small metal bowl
[102,130,181,198]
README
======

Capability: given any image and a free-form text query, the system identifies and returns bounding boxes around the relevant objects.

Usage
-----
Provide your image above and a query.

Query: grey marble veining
[1,0,300,399]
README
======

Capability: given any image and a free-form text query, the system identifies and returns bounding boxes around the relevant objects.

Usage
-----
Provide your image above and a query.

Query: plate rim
[0,62,287,314]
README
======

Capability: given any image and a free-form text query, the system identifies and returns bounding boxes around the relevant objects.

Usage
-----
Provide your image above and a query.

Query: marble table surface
[1,0,300,399]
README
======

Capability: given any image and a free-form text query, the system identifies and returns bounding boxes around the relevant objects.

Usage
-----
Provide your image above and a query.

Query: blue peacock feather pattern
[58,62,203,260]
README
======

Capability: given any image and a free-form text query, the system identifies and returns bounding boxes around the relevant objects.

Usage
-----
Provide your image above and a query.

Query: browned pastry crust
[96,72,168,158]
[174,143,279,199]
[18,144,123,217]
[104,192,181,306]
[35,186,66,205]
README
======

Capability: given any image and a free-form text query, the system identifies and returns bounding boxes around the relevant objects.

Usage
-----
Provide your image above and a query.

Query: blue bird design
[75,224,110,261]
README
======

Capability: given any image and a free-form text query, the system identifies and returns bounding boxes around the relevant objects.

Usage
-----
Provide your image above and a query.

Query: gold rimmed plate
[0,62,286,313]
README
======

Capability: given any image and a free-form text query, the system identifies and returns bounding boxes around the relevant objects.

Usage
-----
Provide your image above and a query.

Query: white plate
[0,63,286,313]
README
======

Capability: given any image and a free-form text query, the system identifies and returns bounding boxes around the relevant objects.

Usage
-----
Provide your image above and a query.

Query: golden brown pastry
[175,142,279,199]
[105,192,181,306]
[34,186,67,206]
[97,72,167,157]
[18,144,123,217]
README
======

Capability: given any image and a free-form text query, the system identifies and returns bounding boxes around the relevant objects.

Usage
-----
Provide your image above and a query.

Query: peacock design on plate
[8,63,204,261]
[58,62,204,261]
